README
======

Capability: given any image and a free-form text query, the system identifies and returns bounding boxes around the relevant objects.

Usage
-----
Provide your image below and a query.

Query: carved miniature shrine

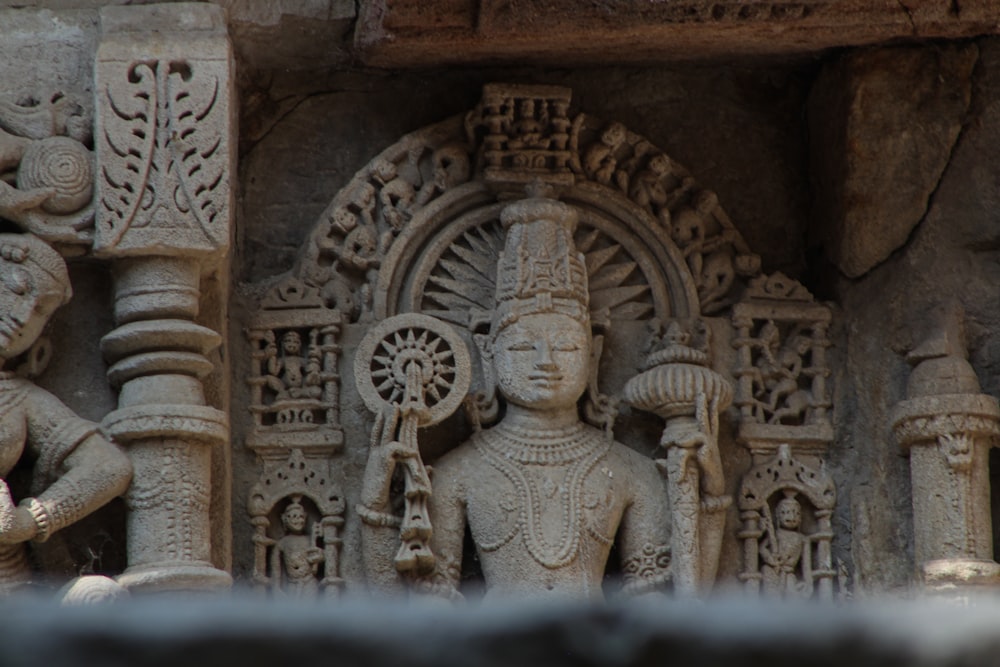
[1,0,1000,604]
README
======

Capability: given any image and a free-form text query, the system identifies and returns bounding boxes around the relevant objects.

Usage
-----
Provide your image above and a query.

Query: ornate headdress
[0,233,72,304]
[492,197,588,332]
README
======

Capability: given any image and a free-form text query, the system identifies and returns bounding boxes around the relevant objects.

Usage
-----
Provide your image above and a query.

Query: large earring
[583,333,618,438]
[464,333,499,431]
[15,336,52,379]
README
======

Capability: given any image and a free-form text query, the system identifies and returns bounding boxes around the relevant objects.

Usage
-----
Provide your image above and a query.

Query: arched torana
[292,83,763,328]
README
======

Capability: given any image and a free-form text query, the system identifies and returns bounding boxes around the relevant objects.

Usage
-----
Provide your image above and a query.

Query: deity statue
[263,330,322,400]
[269,497,323,598]
[759,491,811,597]
[359,197,671,601]
[0,233,132,590]
[752,322,812,424]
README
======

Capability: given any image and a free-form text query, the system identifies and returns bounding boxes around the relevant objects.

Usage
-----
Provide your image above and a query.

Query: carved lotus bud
[623,322,732,420]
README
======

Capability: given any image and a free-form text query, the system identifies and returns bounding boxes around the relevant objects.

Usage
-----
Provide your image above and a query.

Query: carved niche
[242,83,835,600]
[245,277,347,597]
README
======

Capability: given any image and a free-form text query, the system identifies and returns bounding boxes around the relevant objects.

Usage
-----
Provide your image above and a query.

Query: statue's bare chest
[465,435,625,569]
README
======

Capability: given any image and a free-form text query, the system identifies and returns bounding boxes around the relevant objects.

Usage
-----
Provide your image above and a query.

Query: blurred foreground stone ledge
[3,597,1000,667]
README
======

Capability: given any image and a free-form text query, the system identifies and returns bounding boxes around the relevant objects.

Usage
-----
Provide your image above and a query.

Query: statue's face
[493,313,590,411]
[0,262,62,361]
[777,501,801,530]
[282,332,301,355]
[282,506,307,533]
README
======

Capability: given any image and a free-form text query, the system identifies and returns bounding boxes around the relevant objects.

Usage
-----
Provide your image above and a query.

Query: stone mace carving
[623,320,732,597]
[356,313,471,582]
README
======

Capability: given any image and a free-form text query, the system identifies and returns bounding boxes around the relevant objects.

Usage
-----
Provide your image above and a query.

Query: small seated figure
[360,198,671,601]
[270,497,323,599]
[583,122,626,186]
[0,233,132,591]
[264,330,321,401]
[759,492,812,598]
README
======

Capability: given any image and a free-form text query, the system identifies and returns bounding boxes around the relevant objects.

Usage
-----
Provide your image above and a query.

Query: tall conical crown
[492,197,588,332]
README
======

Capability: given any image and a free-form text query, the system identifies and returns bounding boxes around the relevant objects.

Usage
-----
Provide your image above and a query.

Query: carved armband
[622,542,672,596]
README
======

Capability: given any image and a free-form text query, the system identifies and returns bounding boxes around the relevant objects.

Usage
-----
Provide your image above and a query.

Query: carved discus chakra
[354,313,472,426]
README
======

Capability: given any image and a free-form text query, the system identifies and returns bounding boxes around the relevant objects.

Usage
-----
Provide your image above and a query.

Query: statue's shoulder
[604,437,662,485]
[430,435,485,476]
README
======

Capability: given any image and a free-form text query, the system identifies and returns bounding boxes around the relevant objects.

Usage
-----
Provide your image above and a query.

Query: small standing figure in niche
[0,233,132,591]
[264,330,322,400]
[759,491,812,598]
[270,496,324,599]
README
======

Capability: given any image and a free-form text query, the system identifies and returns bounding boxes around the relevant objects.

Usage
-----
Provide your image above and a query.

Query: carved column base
[116,562,232,594]
[922,559,1000,598]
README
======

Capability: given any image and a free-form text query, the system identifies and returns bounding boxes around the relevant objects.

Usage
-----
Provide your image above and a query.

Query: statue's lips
[528,373,563,385]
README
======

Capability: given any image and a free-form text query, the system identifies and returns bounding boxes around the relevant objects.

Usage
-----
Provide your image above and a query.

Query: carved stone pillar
[93,4,234,592]
[891,309,1000,595]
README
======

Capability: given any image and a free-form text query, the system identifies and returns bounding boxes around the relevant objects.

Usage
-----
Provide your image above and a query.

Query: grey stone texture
[810,44,978,279]
[5,0,1000,606]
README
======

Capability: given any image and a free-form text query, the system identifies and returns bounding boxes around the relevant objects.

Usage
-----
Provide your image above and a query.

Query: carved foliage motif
[96,58,229,255]
[0,93,95,248]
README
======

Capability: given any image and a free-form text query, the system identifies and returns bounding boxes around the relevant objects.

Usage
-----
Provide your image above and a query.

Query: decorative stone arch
[291,83,763,327]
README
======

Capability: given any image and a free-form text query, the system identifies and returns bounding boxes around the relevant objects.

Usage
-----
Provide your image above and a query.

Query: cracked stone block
[809,44,977,279]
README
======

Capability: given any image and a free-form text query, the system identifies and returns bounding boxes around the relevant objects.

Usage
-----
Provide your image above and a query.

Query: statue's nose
[534,341,557,370]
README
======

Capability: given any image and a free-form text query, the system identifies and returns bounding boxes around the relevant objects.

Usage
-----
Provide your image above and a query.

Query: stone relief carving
[0,233,132,592]
[247,278,344,452]
[95,55,230,257]
[731,272,837,598]
[623,319,732,597]
[248,449,346,598]
[892,306,1000,596]
[738,444,836,599]
[242,82,839,600]
[733,273,833,454]
[0,93,95,249]
[94,4,234,593]
[245,277,347,597]
[357,198,672,600]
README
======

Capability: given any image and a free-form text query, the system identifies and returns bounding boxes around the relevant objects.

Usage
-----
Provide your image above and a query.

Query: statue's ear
[466,333,499,429]
[588,333,605,391]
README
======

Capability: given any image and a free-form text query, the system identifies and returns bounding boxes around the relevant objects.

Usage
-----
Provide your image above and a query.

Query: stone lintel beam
[355,0,1000,68]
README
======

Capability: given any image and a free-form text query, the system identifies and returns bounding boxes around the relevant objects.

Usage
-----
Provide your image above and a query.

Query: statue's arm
[420,455,466,602]
[21,387,131,541]
[619,456,672,596]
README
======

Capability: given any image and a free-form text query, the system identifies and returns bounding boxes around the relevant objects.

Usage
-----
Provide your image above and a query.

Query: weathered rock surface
[810,44,977,279]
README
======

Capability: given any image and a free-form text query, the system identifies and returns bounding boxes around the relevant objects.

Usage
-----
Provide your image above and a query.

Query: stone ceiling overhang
[355,0,1000,67]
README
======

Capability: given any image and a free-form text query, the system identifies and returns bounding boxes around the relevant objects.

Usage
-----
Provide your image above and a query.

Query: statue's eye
[553,340,581,352]
[506,341,534,352]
